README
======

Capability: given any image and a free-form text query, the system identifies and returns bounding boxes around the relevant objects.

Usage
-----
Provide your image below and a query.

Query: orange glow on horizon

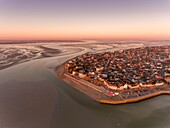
[1,24,170,40]
[1,0,170,41]
[0,32,170,40]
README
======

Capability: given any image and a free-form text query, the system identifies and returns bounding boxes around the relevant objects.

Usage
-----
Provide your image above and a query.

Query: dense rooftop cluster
[66,46,170,91]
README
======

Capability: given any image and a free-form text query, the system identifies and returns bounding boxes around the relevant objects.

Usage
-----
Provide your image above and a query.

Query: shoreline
[100,90,170,104]
[55,62,170,104]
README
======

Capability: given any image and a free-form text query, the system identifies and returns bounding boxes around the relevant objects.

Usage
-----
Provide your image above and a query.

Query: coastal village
[64,46,170,101]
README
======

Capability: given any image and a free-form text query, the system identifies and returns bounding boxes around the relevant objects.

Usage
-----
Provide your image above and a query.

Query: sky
[0,0,170,40]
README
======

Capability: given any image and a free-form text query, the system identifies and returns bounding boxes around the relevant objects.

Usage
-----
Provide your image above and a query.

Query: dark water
[52,77,170,128]
[0,42,170,128]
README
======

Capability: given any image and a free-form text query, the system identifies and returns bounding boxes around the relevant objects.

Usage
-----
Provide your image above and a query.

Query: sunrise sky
[0,0,170,40]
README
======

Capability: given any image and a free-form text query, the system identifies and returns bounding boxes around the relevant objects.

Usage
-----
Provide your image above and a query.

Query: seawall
[56,63,170,105]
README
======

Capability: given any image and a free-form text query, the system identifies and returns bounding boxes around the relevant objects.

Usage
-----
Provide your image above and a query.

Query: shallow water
[0,41,170,128]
